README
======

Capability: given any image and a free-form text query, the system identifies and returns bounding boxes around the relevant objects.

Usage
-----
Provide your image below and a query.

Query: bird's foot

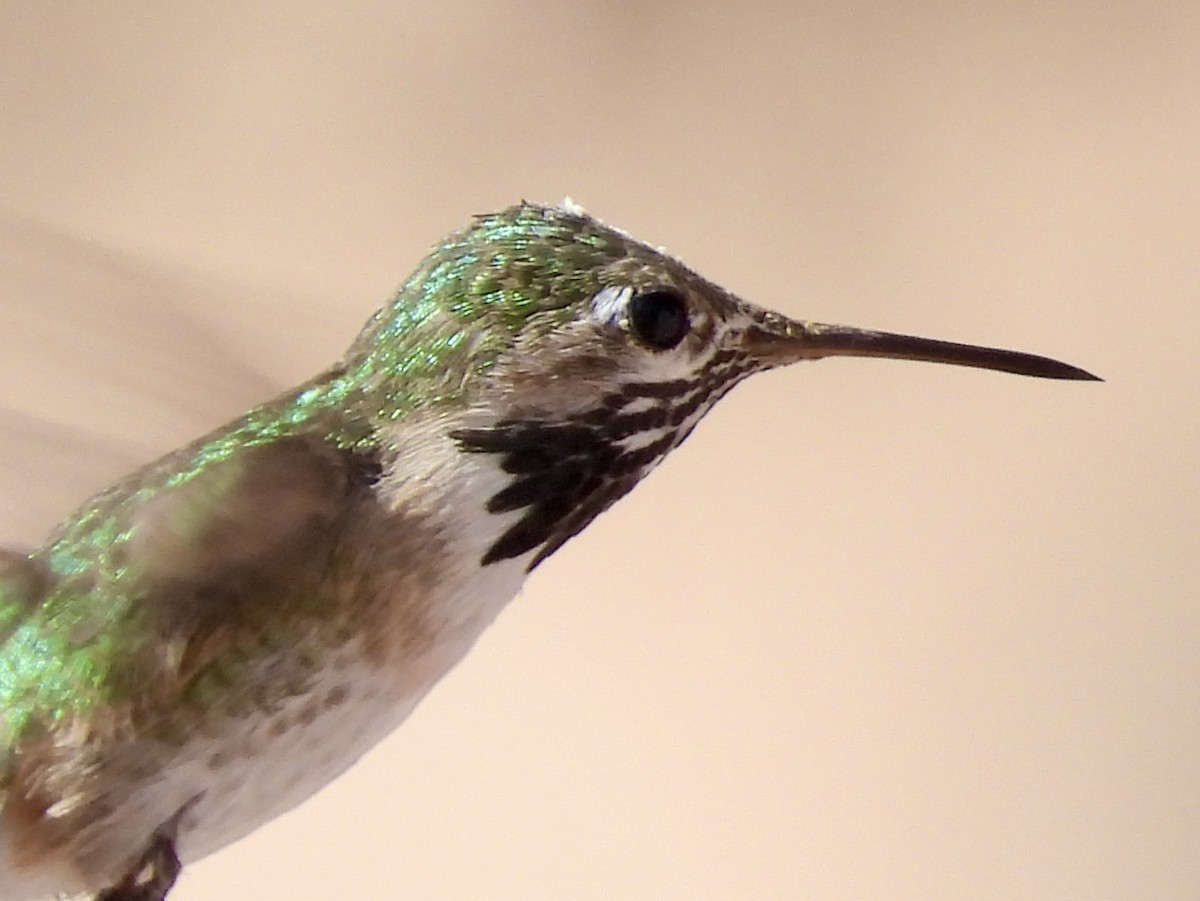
[92,795,201,901]
[92,833,179,901]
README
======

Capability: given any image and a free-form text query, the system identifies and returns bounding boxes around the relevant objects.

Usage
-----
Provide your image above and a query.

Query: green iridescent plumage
[0,202,658,752]
[0,200,1097,900]
[342,202,701,418]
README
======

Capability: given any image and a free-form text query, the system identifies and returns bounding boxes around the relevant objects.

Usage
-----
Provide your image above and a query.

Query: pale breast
[0,428,536,898]
[179,430,537,865]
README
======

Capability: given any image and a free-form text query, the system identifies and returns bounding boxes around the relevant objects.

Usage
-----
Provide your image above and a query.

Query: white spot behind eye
[589,285,700,385]
[590,285,633,328]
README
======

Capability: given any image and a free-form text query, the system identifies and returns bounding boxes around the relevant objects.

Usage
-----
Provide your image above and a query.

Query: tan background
[1,3,1197,899]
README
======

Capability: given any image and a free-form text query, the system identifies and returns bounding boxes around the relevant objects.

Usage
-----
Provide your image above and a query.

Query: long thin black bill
[745,321,1101,381]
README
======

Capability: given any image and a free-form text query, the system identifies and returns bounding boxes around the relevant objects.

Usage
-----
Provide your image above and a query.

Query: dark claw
[93,833,181,901]
[93,795,201,901]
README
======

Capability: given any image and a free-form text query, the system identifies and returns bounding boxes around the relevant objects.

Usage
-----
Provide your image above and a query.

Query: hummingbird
[0,200,1099,900]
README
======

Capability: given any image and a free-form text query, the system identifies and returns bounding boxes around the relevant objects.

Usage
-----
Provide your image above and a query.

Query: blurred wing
[0,209,290,547]
[0,407,147,546]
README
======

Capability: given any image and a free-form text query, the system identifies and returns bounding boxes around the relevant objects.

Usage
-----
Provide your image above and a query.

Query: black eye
[627,289,690,350]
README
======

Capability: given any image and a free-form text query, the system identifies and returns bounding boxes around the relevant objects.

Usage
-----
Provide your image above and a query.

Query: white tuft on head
[558,196,588,216]
[555,198,684,268]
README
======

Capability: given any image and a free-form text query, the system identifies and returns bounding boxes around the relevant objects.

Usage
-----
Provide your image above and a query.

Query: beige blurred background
[1,3,1197,899]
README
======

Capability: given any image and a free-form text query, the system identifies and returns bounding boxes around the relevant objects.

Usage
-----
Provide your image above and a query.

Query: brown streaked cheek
[485,340,627,420]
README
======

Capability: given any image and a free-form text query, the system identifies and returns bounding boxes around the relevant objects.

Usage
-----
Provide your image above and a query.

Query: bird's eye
[627,289,690,350]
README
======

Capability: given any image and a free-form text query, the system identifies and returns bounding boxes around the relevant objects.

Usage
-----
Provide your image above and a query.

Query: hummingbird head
[344,201,1097,570]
